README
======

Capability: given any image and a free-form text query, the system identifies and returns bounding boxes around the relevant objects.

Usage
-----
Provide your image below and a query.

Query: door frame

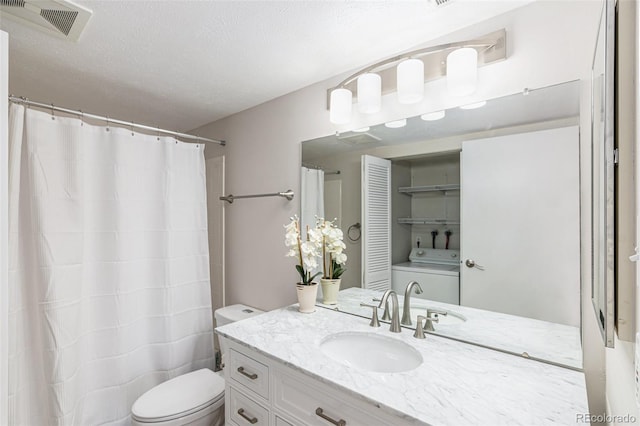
[1,29,9,426]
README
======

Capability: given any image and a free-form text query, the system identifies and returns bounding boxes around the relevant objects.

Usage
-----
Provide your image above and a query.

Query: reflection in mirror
[301,80,582,369]
[591,0,615,348]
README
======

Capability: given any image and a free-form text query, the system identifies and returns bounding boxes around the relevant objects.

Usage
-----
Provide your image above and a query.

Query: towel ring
[347,222,361,242]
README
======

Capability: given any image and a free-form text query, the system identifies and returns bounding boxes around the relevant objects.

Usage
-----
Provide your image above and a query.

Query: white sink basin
[319,332,423,373]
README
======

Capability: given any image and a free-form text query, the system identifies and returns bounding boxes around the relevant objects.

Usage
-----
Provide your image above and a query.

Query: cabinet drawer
[275,416,294,426]
[274,369,392,426]
[229,387,269,426]
[229,348,270,399]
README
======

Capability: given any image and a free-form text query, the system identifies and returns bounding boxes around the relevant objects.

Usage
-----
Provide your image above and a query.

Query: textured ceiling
[2,0,532,132]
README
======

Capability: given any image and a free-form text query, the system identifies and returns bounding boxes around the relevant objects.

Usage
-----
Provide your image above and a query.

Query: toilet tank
[214,304,264,327]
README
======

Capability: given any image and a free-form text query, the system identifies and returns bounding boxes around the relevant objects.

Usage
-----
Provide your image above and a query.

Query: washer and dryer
[391,248,461,305]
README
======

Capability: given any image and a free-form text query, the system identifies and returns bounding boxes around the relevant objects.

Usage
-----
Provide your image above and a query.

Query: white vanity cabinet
[217,305,588,425]
[222,338,419,426]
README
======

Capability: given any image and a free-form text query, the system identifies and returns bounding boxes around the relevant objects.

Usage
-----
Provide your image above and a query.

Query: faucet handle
[427,308,448,318]
[372,297,391,321]
[413,315,426,339]
[360,303,381,327]
[424,309,446,331]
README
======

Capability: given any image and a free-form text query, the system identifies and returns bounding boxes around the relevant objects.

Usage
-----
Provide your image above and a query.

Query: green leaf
[309,271,322,282]
[333,265,345,279]
[328,259,345,279]
[295,264,306,282]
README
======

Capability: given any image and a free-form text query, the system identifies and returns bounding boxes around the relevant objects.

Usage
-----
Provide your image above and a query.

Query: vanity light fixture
[459,100,487,110]
[329,88,353,124]
[421,110,446,121]
[446,47,479,97]
[326,29,506,126]
[357,73,382,114]
[397,58,425,104]
[385,119,407,129]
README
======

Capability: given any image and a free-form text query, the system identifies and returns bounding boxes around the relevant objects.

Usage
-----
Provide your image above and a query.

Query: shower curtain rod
[8,96,226,146]
[219,189,294,204]
[302,163,341,175]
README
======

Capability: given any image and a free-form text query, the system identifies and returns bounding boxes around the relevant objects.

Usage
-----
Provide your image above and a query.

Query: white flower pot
[320,278,341,305]
[296,283,318,313]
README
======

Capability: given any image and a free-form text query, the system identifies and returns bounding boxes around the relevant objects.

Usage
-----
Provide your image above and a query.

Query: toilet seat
[132,369,225,423]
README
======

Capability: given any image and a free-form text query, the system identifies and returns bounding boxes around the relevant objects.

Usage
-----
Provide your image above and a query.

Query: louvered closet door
[361,155,391,291]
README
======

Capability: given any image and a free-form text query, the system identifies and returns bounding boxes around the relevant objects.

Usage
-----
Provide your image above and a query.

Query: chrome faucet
[378,290,401,332]
[372,297,391,321]
[425,308,448,331]
[413,315,427,339]
[401,281,423,326]
[359,302,381,327]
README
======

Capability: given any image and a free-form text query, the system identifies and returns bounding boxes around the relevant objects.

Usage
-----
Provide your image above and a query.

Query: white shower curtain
[8,104,215,425]
[300,166,324,232]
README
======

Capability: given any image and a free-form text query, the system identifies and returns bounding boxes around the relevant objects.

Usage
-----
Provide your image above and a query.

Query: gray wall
[194,1,605,416]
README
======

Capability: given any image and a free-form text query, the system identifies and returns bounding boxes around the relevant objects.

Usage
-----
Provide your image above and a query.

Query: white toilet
[131,304,264,426]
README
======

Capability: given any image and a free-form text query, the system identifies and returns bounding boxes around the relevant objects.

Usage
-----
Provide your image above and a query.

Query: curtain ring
[106,116,110,132]
[79,110,84,127]
[50,103,55,120]
[157,126,160,141]
[131,121,135,136]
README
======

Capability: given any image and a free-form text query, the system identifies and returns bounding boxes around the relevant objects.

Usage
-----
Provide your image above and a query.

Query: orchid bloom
[284,216,322,284]
[316,217,347,279]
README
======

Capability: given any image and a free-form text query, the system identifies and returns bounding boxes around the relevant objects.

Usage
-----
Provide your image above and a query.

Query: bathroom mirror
[591,0,615,348]
[301,80,583,369]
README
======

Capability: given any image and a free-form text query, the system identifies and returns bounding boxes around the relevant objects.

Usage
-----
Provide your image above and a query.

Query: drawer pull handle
[237,408,258,424]
[237,366,258,380]
[315,407,346,426]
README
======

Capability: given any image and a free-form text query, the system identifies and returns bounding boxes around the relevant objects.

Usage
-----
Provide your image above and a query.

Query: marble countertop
[319,287,583,369]
[216,304,588,426]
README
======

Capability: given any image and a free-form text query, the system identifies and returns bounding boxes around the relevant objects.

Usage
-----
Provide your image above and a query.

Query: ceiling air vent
[1,0,26,7]
[432,0,453,6]
[337,132,382,146]
[0,0,92,41]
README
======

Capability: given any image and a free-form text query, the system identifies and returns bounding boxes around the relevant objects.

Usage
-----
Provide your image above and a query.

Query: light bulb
[421,110,446,121]
[397,59,424,104]
[385,119,407,128]
[459,100,487,110]
[357,73,381,114]
[447,47,478,97]
[329,88,353,124]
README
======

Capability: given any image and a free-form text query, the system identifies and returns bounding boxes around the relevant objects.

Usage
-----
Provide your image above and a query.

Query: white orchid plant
[284,216,322,285]
[317,218,347,280]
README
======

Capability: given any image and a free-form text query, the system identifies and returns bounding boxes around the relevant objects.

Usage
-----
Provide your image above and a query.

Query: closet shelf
[397,218,460,226]
[398,184,460,194]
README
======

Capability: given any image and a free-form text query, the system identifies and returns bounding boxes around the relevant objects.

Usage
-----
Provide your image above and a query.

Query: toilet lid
[132,369,225,421]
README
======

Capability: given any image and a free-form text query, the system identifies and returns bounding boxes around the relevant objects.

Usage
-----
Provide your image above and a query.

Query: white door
[361,155,391,291]
[460,126,580,326]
